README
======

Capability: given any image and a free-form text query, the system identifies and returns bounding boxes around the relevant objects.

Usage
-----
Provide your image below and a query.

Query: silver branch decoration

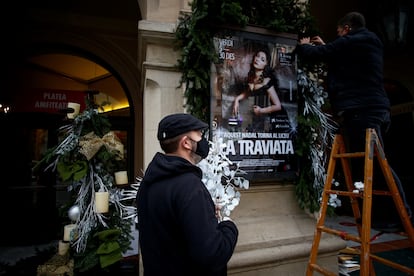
[198,137,250,220]
[297,67,339,209]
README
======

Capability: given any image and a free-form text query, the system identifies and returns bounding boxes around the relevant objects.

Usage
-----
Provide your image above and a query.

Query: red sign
[13,88,87,114]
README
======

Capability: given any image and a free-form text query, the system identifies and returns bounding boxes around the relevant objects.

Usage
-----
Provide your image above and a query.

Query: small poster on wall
[210,27,298,182]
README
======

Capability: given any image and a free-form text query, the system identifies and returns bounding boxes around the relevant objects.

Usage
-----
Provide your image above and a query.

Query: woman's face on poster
[253,51,268,70]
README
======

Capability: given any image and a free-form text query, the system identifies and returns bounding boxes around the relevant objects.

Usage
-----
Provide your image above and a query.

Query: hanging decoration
[34,96,137,272]
[296,66,339,212]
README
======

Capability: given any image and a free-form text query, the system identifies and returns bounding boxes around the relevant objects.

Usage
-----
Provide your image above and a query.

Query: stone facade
[4,0,348,274]
[137,1,345,275]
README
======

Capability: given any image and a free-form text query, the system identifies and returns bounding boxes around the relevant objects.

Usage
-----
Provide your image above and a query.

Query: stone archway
[0,12,142,245]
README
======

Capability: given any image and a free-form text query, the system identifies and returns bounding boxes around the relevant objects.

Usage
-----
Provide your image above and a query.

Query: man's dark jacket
[137,152,238,276]
[295,28,390,113]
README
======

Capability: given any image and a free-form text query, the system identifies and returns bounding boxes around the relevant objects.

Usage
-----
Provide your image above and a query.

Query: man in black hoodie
[296,11,412,228]
[137,113,238,276]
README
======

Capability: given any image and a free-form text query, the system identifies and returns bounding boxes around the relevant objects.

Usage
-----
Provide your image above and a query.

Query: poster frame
[210,25,299,185]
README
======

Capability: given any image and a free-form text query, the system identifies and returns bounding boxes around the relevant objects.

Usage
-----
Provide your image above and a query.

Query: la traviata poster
[210,28,298,182]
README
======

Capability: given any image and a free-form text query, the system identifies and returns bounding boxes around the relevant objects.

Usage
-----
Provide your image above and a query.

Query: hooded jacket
[295,28,390,114]
[137,152,238,276]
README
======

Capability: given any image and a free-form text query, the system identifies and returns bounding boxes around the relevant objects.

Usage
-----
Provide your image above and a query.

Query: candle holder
[58,240,70,255]
[115,170,128,185]
[63,224,77,242]
[95,191,109,213]
[67,102,80,119]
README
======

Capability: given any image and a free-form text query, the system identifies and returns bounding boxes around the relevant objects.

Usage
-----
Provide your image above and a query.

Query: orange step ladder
[306,128,414,275]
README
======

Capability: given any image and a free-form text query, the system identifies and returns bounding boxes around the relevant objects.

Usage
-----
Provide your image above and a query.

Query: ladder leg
[338,135,363,235]
[371,129,414,248]
[306,135,341,276]
[359,129,375,276]
[341,131,375,275]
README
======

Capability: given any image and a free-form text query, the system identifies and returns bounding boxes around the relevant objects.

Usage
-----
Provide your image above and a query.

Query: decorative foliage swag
[174,0,338,213]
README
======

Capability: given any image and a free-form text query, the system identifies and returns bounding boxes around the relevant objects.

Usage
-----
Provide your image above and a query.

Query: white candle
[95,191,109,213]
[115,171,128,185]
[67,102,80,119]
[58,240,70,255]
[63,224,76,241]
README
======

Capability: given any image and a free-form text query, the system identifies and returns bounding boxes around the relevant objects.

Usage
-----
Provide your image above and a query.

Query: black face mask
[191,137,210,159]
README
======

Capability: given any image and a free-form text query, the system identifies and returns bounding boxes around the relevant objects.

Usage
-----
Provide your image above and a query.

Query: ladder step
[332,152,365,158]
[370,253,414,275]
[325,189,392,197]
[372,190,392,196]
[325,190,362,198]
[308,263,337,276]
[318,226,361,243]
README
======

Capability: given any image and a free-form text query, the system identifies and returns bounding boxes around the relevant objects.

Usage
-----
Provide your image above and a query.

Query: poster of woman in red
[211,28,298,182]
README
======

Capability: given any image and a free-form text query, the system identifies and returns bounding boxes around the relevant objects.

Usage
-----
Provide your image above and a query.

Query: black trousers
[339,108,412,221]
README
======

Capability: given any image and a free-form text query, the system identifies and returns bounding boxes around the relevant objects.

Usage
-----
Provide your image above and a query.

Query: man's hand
[299,36,325,45]
[299,37,311,45]
[310,36,325,45]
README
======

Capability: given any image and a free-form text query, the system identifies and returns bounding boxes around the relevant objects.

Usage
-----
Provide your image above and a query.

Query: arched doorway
[0,51,136,245]
[0,0,142,246]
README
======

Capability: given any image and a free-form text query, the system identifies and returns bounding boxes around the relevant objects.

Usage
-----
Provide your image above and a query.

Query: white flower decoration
[354,181,364,191]
[198,137,249,220]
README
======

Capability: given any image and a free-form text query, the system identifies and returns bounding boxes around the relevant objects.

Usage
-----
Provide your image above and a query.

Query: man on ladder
[296,10,413,230]
[295,11,414,275]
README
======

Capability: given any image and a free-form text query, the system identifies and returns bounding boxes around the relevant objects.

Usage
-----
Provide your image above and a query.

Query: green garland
[175,0,334,212]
